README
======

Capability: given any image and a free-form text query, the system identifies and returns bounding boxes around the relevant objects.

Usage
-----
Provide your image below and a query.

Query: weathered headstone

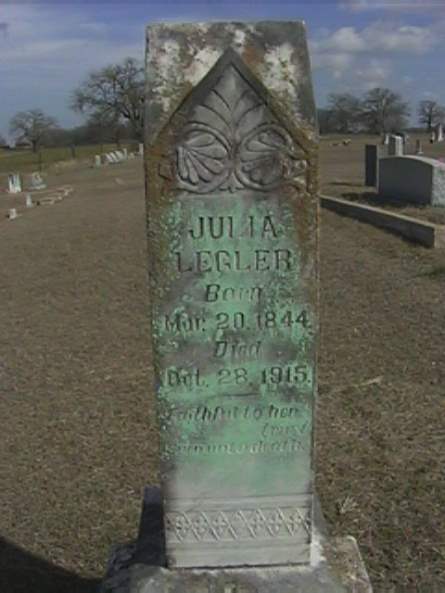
[379,155,445,206]
[95,155,102,167]
[388,135,403,156]
[138,142,144,156]
[415,139,423,155]
[8,173,22,194]
[146,25,318,572]
[382,133,390,145]
[25,193,33,208]
[8,208,18,220]
[101,20,372,593]
[435,122,444,142]
[365,144,379,187]
[30,171,46,190]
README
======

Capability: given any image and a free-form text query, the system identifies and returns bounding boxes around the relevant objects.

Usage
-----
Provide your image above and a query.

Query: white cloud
[312,22,439,57]
[311,51,354,80]
[340,0,445,13]
[310,19,442,83]
[322,27,367,52]
[0,4,144,133]
[355,58,392,89]
[422,91,439,99]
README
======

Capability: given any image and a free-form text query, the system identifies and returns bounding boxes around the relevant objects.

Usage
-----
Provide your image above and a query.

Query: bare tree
[9,109,59,152]
[326,93,363,133]
[361,87,410,134]
[71,57,144,140]
[417,100,445,131]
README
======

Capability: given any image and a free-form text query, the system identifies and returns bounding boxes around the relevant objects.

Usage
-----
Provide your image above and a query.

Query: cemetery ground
[0,140,444,593]
[320,133,445,225]
[0,143,136,180]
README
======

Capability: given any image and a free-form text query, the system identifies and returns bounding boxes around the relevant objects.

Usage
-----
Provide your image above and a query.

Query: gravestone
[382,133,389,145]
[30,171,46,190]
[365,145,379,187]
[101,20,372,593]
[139,142,144,156]
[8,208,18,220]
[415,139,423,155]
[146,26,317,572]
[435,122,444,142]
[8,173,22,194]
[388,135,403,156]
[379,155,445,206]
[95,155,102,167]
[25,193,33,208]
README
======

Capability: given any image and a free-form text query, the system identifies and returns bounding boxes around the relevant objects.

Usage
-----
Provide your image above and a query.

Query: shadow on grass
[0,537,99,593]
[342,191,417,209]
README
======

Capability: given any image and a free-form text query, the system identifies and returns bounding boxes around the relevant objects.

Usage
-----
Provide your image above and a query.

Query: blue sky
[1,0,445,138]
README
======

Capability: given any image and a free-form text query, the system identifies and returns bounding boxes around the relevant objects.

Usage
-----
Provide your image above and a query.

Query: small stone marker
[8,208,18,220]
[30,171,46,190]
[123,148,128,159]
[435,122,444,142]
[101,20,372,593]
[95,155,102,167]
[365,144,379,187]
[388,135,403,156]
[138,142,143,156]
[382,133,390,145]
[8,173,22,194]
[415,139,423,155]
[25,193,33,208]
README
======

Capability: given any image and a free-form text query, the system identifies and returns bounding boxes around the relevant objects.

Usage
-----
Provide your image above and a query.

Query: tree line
[318,88,445,135]
[3,57,144,152]
[2,57,445,151]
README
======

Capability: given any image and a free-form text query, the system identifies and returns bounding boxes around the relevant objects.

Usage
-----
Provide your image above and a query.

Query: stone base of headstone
[100,488,372,593]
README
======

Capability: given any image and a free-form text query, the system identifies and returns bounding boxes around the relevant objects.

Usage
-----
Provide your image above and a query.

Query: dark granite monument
[365,145,379,188]
[101,21,372,593]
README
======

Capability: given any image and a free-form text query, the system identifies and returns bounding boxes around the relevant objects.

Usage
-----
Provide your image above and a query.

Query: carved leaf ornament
[160,59,308,193]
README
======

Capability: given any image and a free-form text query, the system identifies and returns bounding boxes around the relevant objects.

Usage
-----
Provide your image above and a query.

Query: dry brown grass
[0,144,444,592]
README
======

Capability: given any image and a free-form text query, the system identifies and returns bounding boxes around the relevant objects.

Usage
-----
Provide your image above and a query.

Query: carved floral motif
[160,63,307,193]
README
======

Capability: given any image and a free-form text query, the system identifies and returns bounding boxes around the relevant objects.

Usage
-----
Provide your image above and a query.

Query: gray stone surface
[365,145,379,187]
[100,488,372,593]
[145,21,318,569]
[388,135,403,156]
[379,155,445,206]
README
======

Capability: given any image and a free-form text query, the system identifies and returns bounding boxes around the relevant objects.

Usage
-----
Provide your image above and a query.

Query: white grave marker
[8,173,22,194]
